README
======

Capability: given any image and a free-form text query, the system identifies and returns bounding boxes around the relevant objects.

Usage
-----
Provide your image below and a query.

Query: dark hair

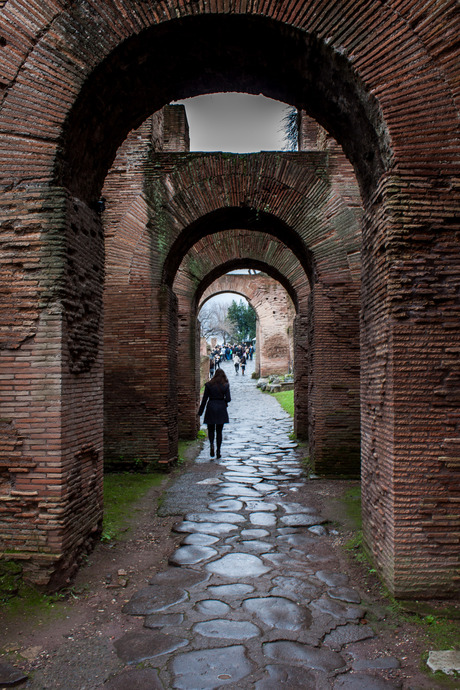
[210,368,228,385]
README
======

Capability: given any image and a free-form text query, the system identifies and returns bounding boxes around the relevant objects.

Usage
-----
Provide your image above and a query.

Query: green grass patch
[102,472,165,543]
[272,389,294,417]
[343,485,362,530]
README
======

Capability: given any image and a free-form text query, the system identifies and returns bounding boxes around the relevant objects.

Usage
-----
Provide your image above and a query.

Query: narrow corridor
[107,360,407,689]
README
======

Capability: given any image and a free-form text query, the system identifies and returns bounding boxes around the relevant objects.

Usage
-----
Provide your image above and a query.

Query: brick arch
[170,231,311,441]
[2,3,457,200]
[157,153,362,288]
[1,2,458,598]
[174,229,311,312]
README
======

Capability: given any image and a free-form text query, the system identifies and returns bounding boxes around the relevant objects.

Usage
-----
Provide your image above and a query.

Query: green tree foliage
[227,300,256,341]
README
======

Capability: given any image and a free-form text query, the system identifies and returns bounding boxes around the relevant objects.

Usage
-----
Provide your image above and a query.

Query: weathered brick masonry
[102,112,361,476]
[0,0,458,597]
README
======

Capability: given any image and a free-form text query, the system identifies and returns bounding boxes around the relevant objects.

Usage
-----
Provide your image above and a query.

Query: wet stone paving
[107,361,403,689]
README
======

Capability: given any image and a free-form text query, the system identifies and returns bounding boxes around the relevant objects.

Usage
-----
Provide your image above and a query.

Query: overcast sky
[176,93,288,316]
[175,93,289,152]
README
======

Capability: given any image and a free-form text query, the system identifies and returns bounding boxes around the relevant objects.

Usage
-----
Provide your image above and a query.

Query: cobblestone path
[107,360,403,689]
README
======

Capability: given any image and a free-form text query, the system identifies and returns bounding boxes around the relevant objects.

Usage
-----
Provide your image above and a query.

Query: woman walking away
[234,354,240,375]
[240,352,246,376]
[198,368,231,460]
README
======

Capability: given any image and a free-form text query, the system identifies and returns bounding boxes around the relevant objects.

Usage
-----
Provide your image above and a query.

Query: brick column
[307,281,361,476]
[361,176,460,598]
[176,298,200,440]
[104,279,178,469]
[0,189,104,588]
[294,313,309,440]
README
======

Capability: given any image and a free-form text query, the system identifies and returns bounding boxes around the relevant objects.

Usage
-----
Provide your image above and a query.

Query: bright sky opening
[174,93,289,153]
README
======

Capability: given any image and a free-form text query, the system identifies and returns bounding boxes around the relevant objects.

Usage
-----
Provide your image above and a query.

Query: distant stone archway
[199,274,296,379]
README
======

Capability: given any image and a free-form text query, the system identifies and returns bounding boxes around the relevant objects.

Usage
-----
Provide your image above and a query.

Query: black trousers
[207,424,223,449]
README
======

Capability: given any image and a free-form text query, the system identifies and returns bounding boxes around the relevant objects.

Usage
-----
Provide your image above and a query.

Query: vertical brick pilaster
[308,282,361,476]
[294,314,309,440]
[361,175,460,598]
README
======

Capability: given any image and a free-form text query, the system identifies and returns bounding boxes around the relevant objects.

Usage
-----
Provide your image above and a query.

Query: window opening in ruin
[173,93,296,152]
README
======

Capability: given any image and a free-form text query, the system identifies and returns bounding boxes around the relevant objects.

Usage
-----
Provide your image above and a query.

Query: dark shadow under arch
[57,13,392,203]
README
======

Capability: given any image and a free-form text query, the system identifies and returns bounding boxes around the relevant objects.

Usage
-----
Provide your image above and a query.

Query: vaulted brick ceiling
[173,229,309,313]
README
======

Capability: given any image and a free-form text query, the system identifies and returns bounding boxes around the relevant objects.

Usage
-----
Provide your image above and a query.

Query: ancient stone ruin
[0,0,458,599]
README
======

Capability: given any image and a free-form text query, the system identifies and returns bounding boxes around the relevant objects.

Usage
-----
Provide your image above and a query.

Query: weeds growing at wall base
[341,486,460,674]
[102,472,165,542]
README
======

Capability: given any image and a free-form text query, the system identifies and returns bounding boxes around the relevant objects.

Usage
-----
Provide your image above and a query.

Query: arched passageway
[199,274,295,379]
[0,1,458,598]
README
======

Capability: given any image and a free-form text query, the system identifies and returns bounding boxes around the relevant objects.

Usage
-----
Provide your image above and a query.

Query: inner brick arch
[170,226,358,473]
[162,206,317,292]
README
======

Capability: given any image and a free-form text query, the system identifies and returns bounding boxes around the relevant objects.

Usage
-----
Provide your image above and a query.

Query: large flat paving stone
[171,645,254,689]
[243,596,312,631]
[196,599,231,616]
[241,528,270,538]
[270,575,320,601]
[329,586,362,604]
[280,513,324,527]
[175,521,239,536]
[279,501,318,514]
[207,499,244,512]
[249,512,277,527]
[243,501,277,512]
[206,583,255,598]
[169,545,218,566]
[122,585,187,615]
[240,539,274,553]
[206,553,271,577]
[182,533,219,546]
[149,567,209,588]
[185,511,246,524]
[311,594,366,622]
[316,570,349,587]
[193,619,260,640]
[113,630,188,664]
[217,485,263,498]
[263,640,346,672]
[323,622,375,650]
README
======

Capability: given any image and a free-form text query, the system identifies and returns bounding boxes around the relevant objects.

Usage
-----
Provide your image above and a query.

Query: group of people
[208,343,254,378]
[200,342,255,459]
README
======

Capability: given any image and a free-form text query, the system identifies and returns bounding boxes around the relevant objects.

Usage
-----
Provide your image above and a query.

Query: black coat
[198,381,231,424]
